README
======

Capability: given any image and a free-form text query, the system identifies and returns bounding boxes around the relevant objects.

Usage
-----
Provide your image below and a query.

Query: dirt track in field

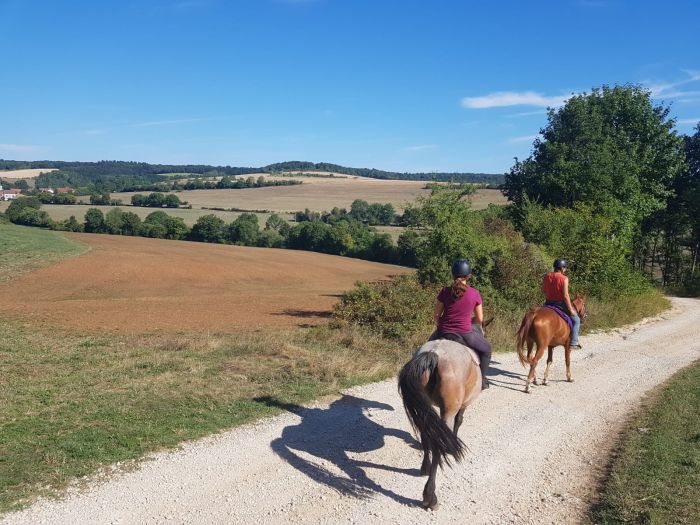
[0,234,408,333]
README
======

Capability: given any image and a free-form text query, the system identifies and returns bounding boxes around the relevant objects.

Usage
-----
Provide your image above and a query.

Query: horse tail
[516,308,537,367]
[398,351,465,467]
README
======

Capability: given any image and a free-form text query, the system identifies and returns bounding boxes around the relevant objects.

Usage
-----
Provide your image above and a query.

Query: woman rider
[543,258,582,349]
[429,259,492,389]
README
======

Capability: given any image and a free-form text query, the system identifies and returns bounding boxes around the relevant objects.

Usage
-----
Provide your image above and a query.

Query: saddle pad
[544,305,573,331]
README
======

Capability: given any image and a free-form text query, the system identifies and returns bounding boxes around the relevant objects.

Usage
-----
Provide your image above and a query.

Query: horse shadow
[256,394,422,506]
[486,361,528,392]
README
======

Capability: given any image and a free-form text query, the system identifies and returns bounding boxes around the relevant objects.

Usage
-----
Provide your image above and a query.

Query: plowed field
[0,234,408,333]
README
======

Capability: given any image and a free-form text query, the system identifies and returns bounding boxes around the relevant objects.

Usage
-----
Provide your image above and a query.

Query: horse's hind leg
[422,445,440,510]
[565,344,573,382]
[453,407,465,435]
[526,339,534,363]
[420,437,430,476]
[525,345,546,393]
[543,347,554,385]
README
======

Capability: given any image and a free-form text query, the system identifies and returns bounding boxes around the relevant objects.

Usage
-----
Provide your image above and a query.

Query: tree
[84,208,106,233]
[504,85,685,246]
[228,213,260,245]
[90,193,111,205]
[164,194,181,208]
[190,214,226,243]
[350,199,370,222]
[5,197,41,223]
[265,213,290,235]
[105,208,125,234]
[144,211,188,239]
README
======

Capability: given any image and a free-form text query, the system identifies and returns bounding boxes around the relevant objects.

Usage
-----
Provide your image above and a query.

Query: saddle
[543,304,573,331]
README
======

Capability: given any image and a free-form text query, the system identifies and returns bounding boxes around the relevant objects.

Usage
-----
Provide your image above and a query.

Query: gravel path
[3,297,699,525]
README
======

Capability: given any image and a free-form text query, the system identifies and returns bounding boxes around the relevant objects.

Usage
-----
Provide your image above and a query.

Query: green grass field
[0,223,87,283]
[589,360,700,524]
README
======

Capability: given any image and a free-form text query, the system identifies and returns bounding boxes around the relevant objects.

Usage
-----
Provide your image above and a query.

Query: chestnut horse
[516,295,587,393]
[398,339,482,510]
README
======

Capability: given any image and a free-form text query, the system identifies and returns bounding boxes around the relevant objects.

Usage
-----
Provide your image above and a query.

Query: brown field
[0,202,293,226]
[111,176,507,214]
[0,168,57,179]
[0,234,409,333]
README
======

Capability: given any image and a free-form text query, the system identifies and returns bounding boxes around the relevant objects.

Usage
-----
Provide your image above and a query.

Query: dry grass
[0,168,57,179]
[111,179,506,214]
[0,320,412,512]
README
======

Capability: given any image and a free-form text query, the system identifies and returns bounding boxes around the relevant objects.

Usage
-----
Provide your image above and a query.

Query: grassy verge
[589,360,700,524]
[0,321,418,513]
[0,223,87,283]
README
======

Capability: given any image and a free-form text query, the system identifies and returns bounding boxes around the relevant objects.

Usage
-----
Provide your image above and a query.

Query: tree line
[1,159,504,195]
[3,198,408,265]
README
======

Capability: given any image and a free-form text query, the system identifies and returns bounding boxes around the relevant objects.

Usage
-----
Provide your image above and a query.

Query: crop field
[0,232,409,333]
[112,176,507,214]
[0,168,57,179]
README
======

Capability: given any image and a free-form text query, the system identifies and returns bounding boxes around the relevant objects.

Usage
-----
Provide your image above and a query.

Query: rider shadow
[256,394,422,506]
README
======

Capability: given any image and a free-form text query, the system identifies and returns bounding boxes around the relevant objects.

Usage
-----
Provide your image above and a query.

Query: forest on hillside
[0,159,504,193]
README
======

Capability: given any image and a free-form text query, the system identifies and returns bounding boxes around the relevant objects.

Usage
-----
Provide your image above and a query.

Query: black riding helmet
[451,258,472,277]
[553,258,568,270]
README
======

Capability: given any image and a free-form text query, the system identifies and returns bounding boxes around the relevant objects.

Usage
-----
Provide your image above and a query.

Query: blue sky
[2,0,699,173]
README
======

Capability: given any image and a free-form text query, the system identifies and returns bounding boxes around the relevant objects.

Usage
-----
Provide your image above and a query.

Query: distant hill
[0,159,504,192]
[262,161,504,184]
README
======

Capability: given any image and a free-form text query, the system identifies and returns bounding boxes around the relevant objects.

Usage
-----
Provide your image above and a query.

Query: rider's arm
[474,303,484,325]
[563,276,575,313]
[433,300,444,327]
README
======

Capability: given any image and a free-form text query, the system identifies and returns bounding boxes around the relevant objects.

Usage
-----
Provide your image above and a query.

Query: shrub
[334,274,437,339]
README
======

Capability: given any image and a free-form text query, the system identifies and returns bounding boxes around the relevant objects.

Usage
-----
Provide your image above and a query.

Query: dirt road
[3,298,698,525]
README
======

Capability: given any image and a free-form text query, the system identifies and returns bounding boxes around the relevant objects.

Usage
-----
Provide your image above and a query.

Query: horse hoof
[422,498,440,511]
[524,388,531,394]
[567,378,574,383]
[542,380,548,386]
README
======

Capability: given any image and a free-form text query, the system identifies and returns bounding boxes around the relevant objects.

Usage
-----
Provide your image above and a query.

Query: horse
[515,294,587,393]
[398,339,482,510]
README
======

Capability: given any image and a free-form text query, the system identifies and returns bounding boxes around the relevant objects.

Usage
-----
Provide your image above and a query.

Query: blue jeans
[571,314,581,346]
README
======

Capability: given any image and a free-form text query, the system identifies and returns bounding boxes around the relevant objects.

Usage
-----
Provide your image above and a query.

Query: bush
[520,200,651,298]
[334,274,437,339]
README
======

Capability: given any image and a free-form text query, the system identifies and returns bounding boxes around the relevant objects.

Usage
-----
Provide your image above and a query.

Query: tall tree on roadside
[504,85,685,248]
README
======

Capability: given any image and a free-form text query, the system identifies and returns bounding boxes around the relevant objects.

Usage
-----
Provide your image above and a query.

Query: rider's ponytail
[451,277,469,299]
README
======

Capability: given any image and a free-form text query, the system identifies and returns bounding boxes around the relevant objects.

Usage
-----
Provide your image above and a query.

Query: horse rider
[429,259,492,389]
[543,258,582,349]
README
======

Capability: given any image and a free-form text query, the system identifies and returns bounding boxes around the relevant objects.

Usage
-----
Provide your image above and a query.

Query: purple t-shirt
[437,286,482,334]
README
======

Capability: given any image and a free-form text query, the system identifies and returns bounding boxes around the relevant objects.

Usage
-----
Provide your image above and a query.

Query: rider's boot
[479,353,491,390]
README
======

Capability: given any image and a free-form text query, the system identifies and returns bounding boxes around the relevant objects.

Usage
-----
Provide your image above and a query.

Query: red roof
[55,187,74,193]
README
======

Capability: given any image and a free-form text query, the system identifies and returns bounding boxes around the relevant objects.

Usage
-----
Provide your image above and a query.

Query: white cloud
[0,143,37,153]
[461,91,569,109]
[677,118,699,125]
[508,134,540,144]
[83,117,211,135]
[646,70,700,98]
[507,110,548,118]
[403,144,439,152]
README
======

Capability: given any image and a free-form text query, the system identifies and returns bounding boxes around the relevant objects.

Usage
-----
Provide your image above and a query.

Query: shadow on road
[256,394,421,506]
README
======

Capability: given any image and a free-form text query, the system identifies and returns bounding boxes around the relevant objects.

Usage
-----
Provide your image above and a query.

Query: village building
[0,183,22,201]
